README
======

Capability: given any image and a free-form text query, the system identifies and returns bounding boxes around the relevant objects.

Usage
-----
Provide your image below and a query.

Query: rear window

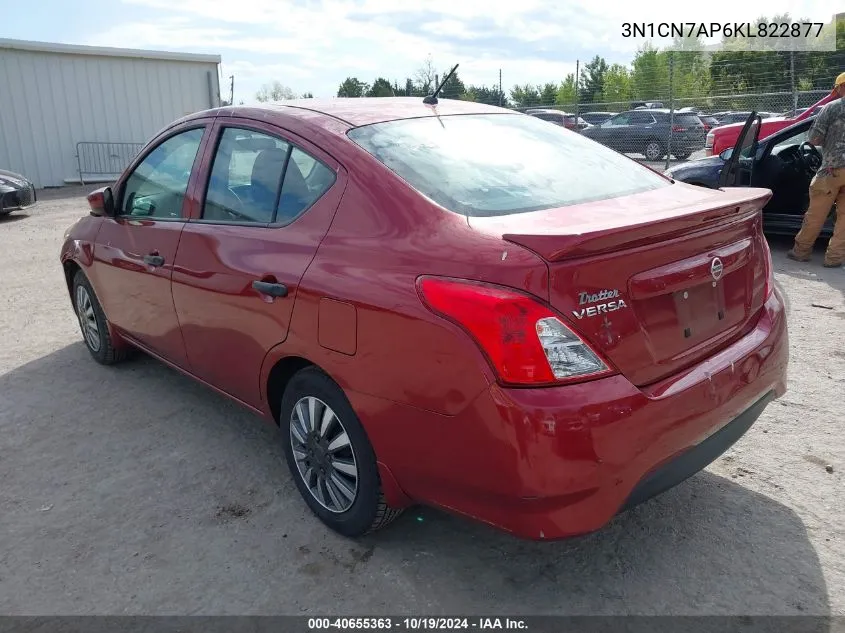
[676,114,703,125]
[347,113,670,217]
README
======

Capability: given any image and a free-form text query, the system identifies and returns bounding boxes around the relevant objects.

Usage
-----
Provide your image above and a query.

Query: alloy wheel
[645,142,662,161]
[289,396,358,513]
[75,285,101,352]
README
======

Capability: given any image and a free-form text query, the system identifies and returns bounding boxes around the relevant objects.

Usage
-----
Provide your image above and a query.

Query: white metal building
[0,38,222,188]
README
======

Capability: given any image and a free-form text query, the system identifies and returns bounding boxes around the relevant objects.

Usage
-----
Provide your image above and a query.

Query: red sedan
[60,97,788,540]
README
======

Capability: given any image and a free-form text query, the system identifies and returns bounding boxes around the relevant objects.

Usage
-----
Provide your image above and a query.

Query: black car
[665,112,833,237]
[579,111,614,126]
[0,169,37,216]
[581,109,706,160]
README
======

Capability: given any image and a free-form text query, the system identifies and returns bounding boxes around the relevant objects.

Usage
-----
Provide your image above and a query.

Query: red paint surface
[706,92,836,156]
[60,98,789,539]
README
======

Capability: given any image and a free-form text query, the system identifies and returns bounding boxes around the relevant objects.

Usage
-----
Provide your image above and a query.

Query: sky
[0,0,841,103]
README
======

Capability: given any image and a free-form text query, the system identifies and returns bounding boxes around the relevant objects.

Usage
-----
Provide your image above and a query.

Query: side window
[204,128,290,223]
[121,128,204,219]
[276,147,336,224]
[607,114,630,126]
[772,127,810,153]
[630,112,655,125]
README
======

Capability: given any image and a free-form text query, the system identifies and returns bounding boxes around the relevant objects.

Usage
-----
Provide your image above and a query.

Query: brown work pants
[792,169,845,265]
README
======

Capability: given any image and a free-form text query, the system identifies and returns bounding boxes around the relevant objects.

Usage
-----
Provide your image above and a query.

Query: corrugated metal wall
[0,46,220,188]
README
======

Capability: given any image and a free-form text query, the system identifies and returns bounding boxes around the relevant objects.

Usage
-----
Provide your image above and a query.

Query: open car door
[718,112,761,188]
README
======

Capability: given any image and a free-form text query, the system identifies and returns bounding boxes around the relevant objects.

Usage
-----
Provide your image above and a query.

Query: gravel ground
[0,187,842,616]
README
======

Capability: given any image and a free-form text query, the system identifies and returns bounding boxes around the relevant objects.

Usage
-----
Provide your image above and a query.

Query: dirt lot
[0,187,842,616]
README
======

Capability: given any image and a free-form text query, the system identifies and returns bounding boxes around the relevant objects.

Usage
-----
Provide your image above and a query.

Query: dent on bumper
[355,291,788,540]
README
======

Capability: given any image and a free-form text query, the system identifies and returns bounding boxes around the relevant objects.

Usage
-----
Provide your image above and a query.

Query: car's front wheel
[72,270,127,365]
[280,367,403,537]
[673,151,691,160]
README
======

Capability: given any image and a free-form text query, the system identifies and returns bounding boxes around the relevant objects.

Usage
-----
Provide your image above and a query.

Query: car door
[93,123,211,367]
[718,112,760,188]
[171,120,347,409]
[601,113,631,151]
[627,111,656,154]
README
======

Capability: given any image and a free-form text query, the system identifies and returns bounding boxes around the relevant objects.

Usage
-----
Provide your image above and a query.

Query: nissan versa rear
[60,98,788,540]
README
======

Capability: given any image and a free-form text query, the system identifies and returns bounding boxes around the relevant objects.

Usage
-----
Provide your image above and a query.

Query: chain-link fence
[513,88,832,168]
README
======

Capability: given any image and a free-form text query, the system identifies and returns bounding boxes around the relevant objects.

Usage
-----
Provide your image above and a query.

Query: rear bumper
[354,289,788,540]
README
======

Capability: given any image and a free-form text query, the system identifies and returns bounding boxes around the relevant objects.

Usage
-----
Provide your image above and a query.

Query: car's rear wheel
[644,140,665,161]
[72,270,127,365]
[673,151,691,160]
[280,367,402,537]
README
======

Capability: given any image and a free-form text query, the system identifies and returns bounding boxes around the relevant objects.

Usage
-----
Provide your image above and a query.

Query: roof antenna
[423,63,459,105]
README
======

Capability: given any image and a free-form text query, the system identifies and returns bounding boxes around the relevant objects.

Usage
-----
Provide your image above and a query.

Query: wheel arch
[262,352,414,509]
[62,259,82,304]
[265,355,315,425]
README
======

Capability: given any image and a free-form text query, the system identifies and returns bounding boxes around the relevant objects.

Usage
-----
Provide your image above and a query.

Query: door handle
[143,254,165,267]
[252,280,288,298]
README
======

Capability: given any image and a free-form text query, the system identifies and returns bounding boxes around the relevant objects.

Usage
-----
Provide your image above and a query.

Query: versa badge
[572,288,628,320]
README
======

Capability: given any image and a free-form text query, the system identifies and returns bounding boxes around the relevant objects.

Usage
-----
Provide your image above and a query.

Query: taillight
[417,276,615,386]
[705,132,714,148]
[671,125,687,132]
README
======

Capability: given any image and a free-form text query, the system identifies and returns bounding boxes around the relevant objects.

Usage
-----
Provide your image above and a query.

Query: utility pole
[790,50,797,115]
[575,59,580,116]
[666,52,674,171]
[499,68,502,106]
[229,75,234,106]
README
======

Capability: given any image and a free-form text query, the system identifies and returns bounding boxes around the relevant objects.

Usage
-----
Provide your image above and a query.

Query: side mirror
[719,148,733,161]
[87,186,115,217]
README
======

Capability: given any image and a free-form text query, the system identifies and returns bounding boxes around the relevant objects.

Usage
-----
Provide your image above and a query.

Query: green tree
[367,77,395,97]
[510,84,542,108]
[602,64,632,102]
[555,74,577,105]
[465,85,508,107]
[439,68,467,99]
[337,77,368,97]
[579,55,609,103]
[301,92,314,99]
[539,82,557,105]
[255,81,296,102]
[631,44,669,100]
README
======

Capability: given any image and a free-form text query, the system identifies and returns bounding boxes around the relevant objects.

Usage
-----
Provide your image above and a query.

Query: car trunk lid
[468,184,772,387]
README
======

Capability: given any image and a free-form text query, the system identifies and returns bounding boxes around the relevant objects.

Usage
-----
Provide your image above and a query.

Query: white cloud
[84,0,842,101]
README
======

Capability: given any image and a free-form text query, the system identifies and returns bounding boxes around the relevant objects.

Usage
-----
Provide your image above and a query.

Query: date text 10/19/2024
[622,22,826,39]
[308,618,528,630]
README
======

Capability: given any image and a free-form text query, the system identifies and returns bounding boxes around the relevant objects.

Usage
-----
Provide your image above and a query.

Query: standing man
[788,72,845,268]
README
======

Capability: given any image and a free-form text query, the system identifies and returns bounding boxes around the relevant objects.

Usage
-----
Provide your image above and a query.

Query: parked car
[705,93,836,157]
[527,109,590,131]
[0,169,37,216]
[666,112,834,238]
[580,111,615,126]
[698,115,720,133]
[581,109,706,160]
[631,101,664,109]
[60,97,787,540]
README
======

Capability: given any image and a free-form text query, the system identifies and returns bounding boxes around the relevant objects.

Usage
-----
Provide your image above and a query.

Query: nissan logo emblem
[711,257,724,280]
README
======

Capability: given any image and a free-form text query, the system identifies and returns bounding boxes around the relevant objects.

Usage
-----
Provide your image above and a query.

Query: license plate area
[673,280,726,341]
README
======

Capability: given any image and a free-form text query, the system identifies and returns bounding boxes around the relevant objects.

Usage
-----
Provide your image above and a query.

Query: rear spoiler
[498,189,772,262]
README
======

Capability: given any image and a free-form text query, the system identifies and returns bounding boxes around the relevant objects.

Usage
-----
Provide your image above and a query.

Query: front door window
[120,128,204,219]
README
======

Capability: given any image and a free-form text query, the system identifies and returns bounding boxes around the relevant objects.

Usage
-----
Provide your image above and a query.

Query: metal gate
[76,142,145,185]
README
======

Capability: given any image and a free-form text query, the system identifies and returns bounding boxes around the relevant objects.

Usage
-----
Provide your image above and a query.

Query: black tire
[643,140,665,161]
[72,270,128,365]
[279,367,403,537]
[673,151,691,160]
